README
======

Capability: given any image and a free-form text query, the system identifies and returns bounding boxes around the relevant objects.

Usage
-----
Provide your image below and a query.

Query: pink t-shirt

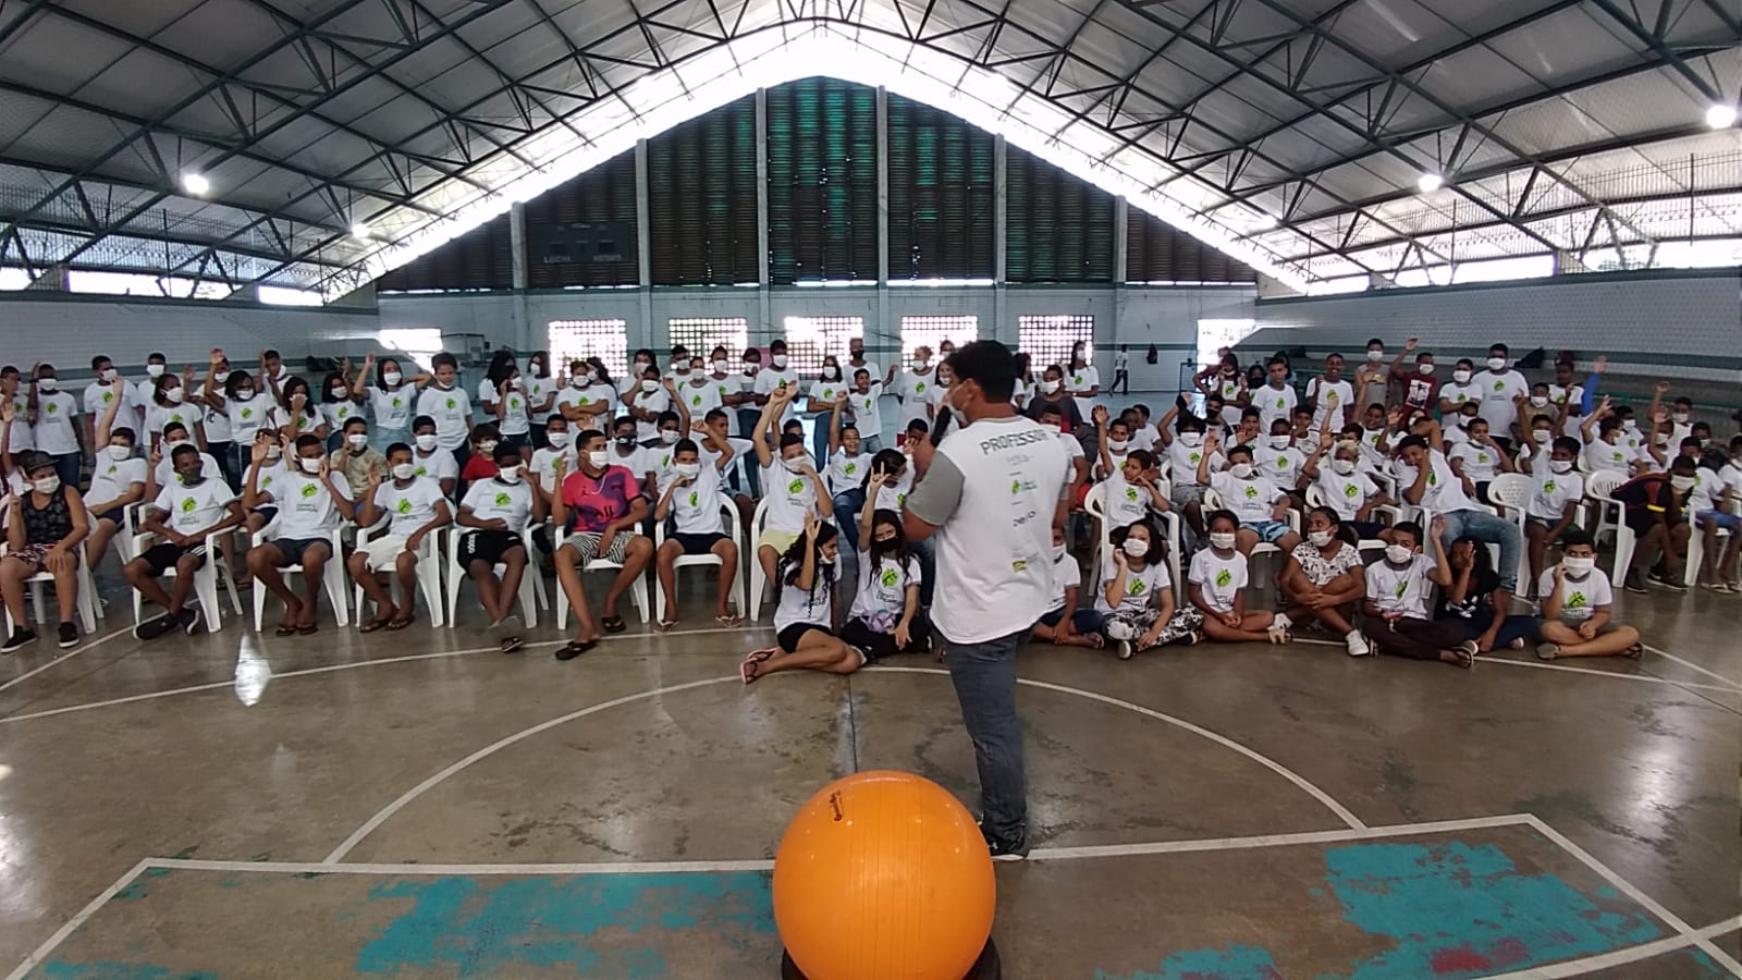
[560,466,637,533]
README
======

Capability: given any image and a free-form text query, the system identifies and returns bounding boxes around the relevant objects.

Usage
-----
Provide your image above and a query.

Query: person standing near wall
[903,340,1068,858]
[1112,345,1130,395]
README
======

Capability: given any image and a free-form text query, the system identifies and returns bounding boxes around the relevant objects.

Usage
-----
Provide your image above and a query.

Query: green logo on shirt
[445,398,456,410]
[1214,569,1232,587]
[1189,452,1201,464]
[1011,479,1022,495]
[1567,591,1588,609]
[1275,456,1290,469]
[787,478,804,495]
[1275,398,1285,409]
[1344,483,1358,498]
[822,388,834,400]
[1477,453,1489,463]
[102,392,114,404]
[880,568,899,588]
[692,394,703,406]
[1543,480,1557,494]
[844,462,858,477]
[396,498,412,514]
[300,483,318,498]
[415,466,428,477]
[915,382,926,393]
[1427,470,1439,486]
[1493,380,1505,391]
[1124,486,1138,501]
[241,407,254,420]
[180,497,196,513]
[1243,485,1258,499]
[494,492,510,507]
[687,490,698,507]
[338,405,349,418]
[1395,579,1407,598]
[45,403,57,414]
[391,397,403,409]
[1127,579,1145,596]
[1073,375,1084,386]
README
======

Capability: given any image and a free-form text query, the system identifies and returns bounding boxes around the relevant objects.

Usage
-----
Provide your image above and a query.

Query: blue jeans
[809,415,830,467]
[371,424,410,454]
[208,441,240,492]
[1440,508,1523,592]
[51,452,81,492]
[941,627,1029,843]
[1448,613,1540,649]
[834,488,866,550]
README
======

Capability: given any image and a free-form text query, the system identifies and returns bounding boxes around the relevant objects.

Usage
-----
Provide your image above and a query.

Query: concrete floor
[1,564,1737,978]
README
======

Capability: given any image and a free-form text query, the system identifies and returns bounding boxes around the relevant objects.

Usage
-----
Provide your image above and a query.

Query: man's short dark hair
[293,434,322,453]
[170,444,200,462]
[945,341,1016,403]
[1396,435,1428,453]
[1559,527,1595,549]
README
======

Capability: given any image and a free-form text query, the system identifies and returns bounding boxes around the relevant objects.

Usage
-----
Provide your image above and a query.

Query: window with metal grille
[525,150,639,288]
[1018,315,1095,373]
[375,214,514,292]
[549,320,628,382]
[886,95,995,280]
[647,97,760,286]
[783,316,864,375]
[766,78,879,285]
[668,317,750,364]
[1126,210,1258,284]
[899,315,978,367]
[1006,146,1114,283]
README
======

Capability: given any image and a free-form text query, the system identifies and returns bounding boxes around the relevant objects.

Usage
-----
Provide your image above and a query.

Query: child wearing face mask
[1097,520,1203,658]
[146,373,196,455]
[318,370,363,450]
[838,504,930,659]
[1359,517,1475,668]
[350,443,453,632]
[1302,434,1391,541]
[24,366,82,496]
[1199,436,1302,556]
[1448,417,1513,503]
[1091,408,1133,481]
[1189,510,1285,643]
[408,415,460,499]
[805,356,849,466]
[741,514,861,682]
[1,451,90,652]
[1535,529,1641,659]
[530,415,579,497]
[623,365,675,446]
[752,341,801,429]
[128,443,244,640]
[240,431,289,536]
[457,442,542,649]
[84,384,148,568]
[1253,419,1306,487]
[243,434,356,635]
[1156,408,1219,542]
[556,358,618,432]
[750,386,834,604]
[413,353,472,469]
[1032,524,1103,648]
[1436,359,1483,417]
[150,421,222,490]
[1523,437,1585,594]
[459,423,504,492]
[357,354,428,453]
[645,411,690,498]
[826,405,873,547]
[327,417,385,498]
[653,434,741,628]
[1280,507,1367,655]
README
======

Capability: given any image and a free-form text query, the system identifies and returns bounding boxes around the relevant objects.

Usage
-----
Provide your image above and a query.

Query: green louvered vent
[1005,145,1114,283]
[647,96,760,285]
[766,78,878,284]
[524,150,638,288]
[1126,209,1257,283]
[375,214,513,291]
[886,94,994,280]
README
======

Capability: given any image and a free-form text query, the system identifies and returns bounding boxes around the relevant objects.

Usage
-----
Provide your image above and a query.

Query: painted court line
[1481,916,1742,979]
[874,665,1366,830]
[3,858,152,980]
[1472,656,1742,694]
[0,624,134,694]
[0,624,766,725]
[1640,643,1742,691]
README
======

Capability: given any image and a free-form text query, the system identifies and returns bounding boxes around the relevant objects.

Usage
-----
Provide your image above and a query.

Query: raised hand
[803,509,821,539]
[1404,337,1419,352]
[209,349,225,369]
[367,459,382,484]
[251,440,270,465]
[290,391,307,412]
[1092,405,1109,427]
[1430,514,1447,540]
[1654,380,1671,396]
[1593,355,1607,374]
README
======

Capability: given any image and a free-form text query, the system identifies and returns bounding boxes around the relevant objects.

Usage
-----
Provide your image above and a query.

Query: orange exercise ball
[773,770,997,980]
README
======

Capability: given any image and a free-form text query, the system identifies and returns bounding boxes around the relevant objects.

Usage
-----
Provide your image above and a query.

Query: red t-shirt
[460,455,498,483]
[560,465,637,533]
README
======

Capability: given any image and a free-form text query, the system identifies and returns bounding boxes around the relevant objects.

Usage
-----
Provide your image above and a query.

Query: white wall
[0,294,382,379]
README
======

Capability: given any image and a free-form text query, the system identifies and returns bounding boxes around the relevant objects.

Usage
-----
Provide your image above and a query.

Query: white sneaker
[1116,638,1134,660]
[1344,631,1371,657]
[1273,612,1294,632]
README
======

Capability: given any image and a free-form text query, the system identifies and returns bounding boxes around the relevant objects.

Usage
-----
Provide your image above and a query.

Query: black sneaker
[979,821,1030,860]
[57,622,79,648]
[1623,570,1648,594]
[1648,570,1686,592]
[182,607,204,635]
[134,613,176,641]
[1,628,36,653]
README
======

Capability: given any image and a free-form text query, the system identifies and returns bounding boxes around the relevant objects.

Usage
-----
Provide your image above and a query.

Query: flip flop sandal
[601,616,626,634]
[656,618,679,631]
[275,623,298,637]
[500,635,525,654]
[1624,643,1644,659]
[555,638,597,661]
[359,618,391,634]
[740,647,776,684]
[715,614,741,627]
[385,617,413,631]
[297,624,319,636]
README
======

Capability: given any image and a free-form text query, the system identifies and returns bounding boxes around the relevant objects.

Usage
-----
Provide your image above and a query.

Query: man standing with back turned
[903,341,1069,857]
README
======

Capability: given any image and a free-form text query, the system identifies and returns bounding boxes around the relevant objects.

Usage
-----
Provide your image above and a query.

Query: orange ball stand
[773,770,999,980]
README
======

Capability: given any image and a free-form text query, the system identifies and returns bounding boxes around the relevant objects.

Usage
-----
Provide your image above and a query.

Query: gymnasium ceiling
[0,0,1738,299]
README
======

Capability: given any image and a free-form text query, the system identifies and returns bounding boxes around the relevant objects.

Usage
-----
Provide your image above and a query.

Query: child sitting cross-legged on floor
[1359,516,1477,668]
[740,512,864,682]
[1535,528,1643,661]
[1189,509,1290,643]
[1032,524,1104,649]
[1096,519,1203,659]
[838,492,931,660]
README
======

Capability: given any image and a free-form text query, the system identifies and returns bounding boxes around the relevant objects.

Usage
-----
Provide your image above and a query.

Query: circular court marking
[321,666,1364,864]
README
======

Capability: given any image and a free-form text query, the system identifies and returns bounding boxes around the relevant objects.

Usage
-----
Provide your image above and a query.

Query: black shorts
[460,530,526,565]
[671,531,727,556]
[252,506,279,526]
[777,622,832,653]
[270,537,331,566]
[139,542,206,576]
[1624,510,1663,536]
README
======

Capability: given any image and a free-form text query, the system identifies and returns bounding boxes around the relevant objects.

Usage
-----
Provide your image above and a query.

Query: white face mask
[346,433,367,448]
[99,368,118,382]
[1672,412,1690,424]
[1622,419,1637,432]
[1385,544,1414,564]
[1308,530,1333,548]
[1108,438,1128,452]
[1040,379,1061,394]
[391,462,416,480]
[1417,363,1435,376]
[771,355,788,369]
[823,368,840,381]
[165,436,189,448]
[107,444,133,461]
[547,431,571,449]
[671,360,688,373]
[384,371,403,385]
[265,445,282,460]
[165,387,185,404]
[1230,462,1254,479]
[298,456,321,475]
[1121,537,1149,559]
[146,363,166,378]
[1562,556,1595,575]
[1529,395,1548,407]
[497,466,522,484]
[1549,459,1574,474]
[782,455,808,473]
[660,430,679,445]
[415,434,438,451]
[1209,532,1236,551]
[236,387,255,400]
[31,475,60,494]
[712,359,728,372]
[477,440,498,454]
[1671,475,1696,492]
[1487,357,1507,371]
[36,378,57,392]
[331,386,348,399]
[640,380,659,394]
[213,371,230,384]
[1050,543,1067,561]
[1332,458,1357,475]
[587,450,610,469]
[1268,435,1291,450]
[675,462,701,479]
[1452,369,1471,384]
[1366,350,1383,362]
[1179,432,1203,448]
[743,362,759,375]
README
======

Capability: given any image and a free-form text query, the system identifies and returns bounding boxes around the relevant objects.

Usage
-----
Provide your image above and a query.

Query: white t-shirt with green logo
[671,465,727,535]
[271,472,352,540]
[753,368,801,426]
[760,462,819,534]
[29,391,79,455]
[1188,548,1248,614]
[369,386,414,430]
[807,378,846,416]
[1449,440,1500,482]
[896,367,935,427]
[1068,364,1101,422]
[1314,467,1379,522]
[85,456,147,509]
[1094,555,1170,615]
[827,449,869,496]
[683,378,723,419]
[849,551,923,622]
[1365,554,1433,620]
[416,385,472,450]
[6,391,33,451]
[849,382,885,439]
[461,477,533,530]
[410,447,459,485]
[1539,566,1612,624]
[373,477,448,536]
[151,477,236,536]
[223,393,268,443]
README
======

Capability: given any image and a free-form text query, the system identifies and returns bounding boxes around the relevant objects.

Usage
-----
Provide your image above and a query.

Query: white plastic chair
[446,522,545,628]
[654,501,745,621]
[553,526,651,628]
[1485,472,1535,586]
[353,523,447,628]
[1,543,99,636]
[1584,469,1627,550]
[128,523,241,633]
[747,497,774,621]
[251,524,350,629]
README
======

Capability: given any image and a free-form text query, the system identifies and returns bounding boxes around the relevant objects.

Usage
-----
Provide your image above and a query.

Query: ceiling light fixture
[1416,172,1445,194]
[180,172,210,196]
[351,222,372,240]
[1706,103,1737,129]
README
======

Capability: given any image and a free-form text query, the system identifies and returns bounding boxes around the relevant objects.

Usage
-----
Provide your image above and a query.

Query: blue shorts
[1697,510,1741,531]
[1243,519,1291,543]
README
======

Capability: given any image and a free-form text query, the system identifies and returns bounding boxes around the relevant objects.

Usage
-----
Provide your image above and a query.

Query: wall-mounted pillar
[635,138,653,350]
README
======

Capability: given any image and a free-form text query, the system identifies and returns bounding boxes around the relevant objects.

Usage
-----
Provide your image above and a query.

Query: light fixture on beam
[181,172,210,196]
[1416,172,1445,194]
[351,222,372,240]
[1706,103,1737,129]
